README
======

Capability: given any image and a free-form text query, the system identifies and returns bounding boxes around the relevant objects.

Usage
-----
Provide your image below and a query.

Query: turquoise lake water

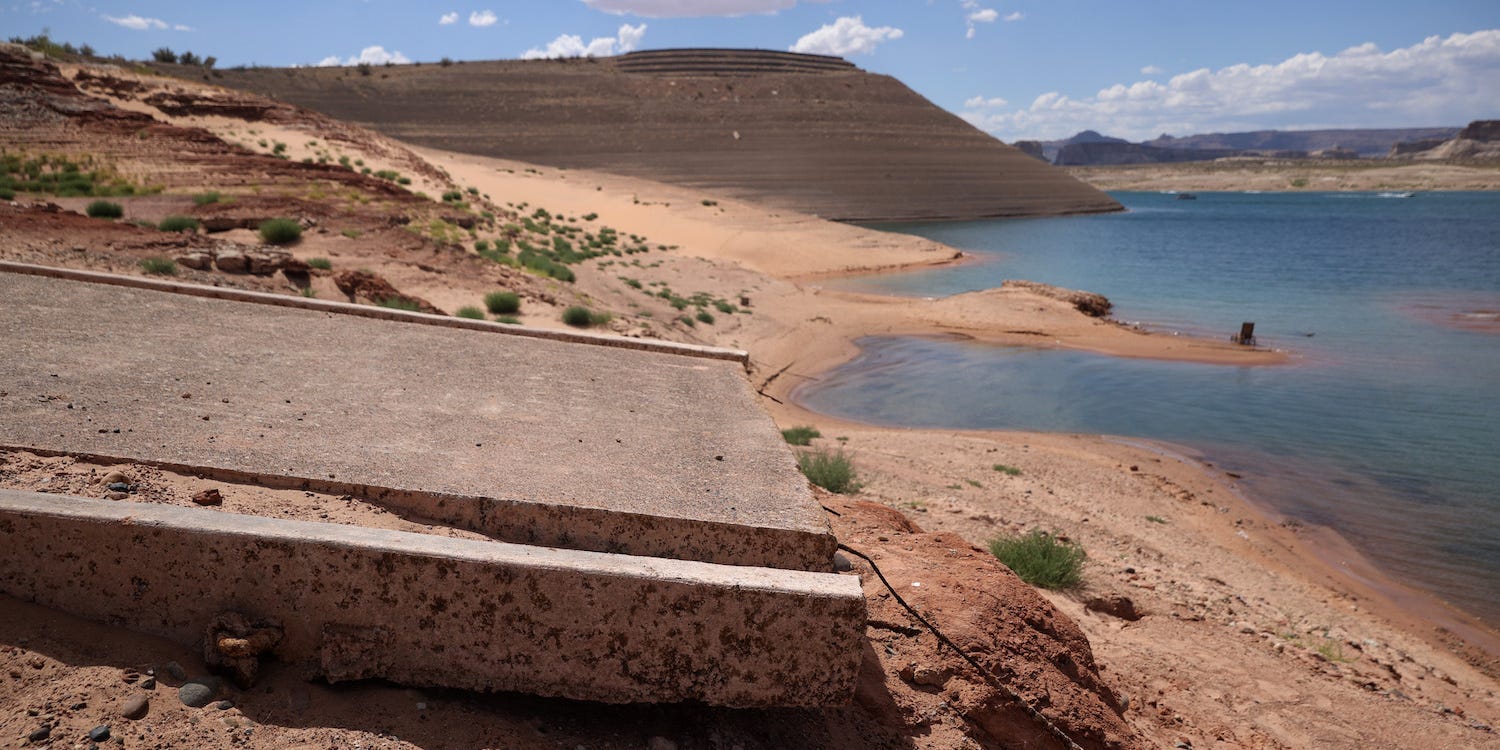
[799,191,1500,624]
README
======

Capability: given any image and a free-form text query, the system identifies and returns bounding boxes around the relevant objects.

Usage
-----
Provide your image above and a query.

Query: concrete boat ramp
[0,262,865,707]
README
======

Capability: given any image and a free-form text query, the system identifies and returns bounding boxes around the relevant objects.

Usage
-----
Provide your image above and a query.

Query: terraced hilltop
[213,49,1120,222]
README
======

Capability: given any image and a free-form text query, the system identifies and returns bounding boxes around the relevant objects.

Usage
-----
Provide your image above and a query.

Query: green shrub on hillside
[988,530,1085,590]
[157,215,199,233]
[258,218,302,244]
[85,200,123,218]
[781,426,821,446]
[484,291,521,315]
[796,448,860,494]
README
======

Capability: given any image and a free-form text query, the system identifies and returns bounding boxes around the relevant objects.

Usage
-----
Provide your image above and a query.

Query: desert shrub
[307,257,333,270]
[157,215,199,233]
[484,290,521,315]
[377,297,422,312]
[85,200,123,218]
[138,257,177,275]
[992,463,1023,476]
[987,531,1085,590]
[151,47,177,63]
[695,310,715,325]
[561,306,596,327]
[192,191,220,205]
[495,315,521,325]
[258,218,302,244]
[442,190,464,203]
[0,186,14,200]
[796,449,860,494]
[455,306,486,320]
[781,426,821,446]
[474,239,490,252]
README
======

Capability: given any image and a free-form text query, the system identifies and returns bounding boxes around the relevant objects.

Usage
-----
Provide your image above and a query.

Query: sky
[6,0,1499,142]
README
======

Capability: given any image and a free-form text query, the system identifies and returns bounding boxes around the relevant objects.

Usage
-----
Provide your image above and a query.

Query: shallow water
[802,192,1500,624]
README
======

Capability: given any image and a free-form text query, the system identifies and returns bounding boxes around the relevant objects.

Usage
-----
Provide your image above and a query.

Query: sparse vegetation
[192,191,221,206]
[695,310,715,325]
[987,530,1085,590]
[796,448,860,494]
[307,257,333,271]
[258,218,302,245]
[965,478,983,488]
[138,257,177,275]
[340,228,361,239]
[1146,515,1168,524]
[992,463,1023,476]
[496,315,521,325]
[455,306,486,320]
[701,199,718,207]
[562,306,597,327]
[377,297,422,312]
[85,200,123,219]
[157,215,199,233]
[484,291,521,315]
[781,426,821,446]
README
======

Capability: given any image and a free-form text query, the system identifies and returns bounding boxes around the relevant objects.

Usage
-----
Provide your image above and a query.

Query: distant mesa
[212,49,1120,222]
[1036,126,1466,166]
[1389,120,1500,160]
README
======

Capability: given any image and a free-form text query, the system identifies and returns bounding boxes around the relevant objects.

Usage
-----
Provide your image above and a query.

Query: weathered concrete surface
[0,489,866,707]
[0,270,831,570]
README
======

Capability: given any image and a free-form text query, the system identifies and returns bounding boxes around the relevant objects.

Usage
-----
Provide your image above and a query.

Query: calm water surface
[801,192,1500,623]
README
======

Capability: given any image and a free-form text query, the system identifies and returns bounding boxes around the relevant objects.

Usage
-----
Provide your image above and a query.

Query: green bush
[0,186,14,200]
[992,463,1023,476]
[258,218,302,244]
[495,315,521,325]
[561,306,595,327]
[138,257,177,275]
[797,448,860,494]
[441,190,464,203]
[455,306,486,320]
[307,257,333,270]
[484,290,521,315]
[157,215,199,233]
[193,191,221,206]
[781,426,821,446]
[695,310,715,325]
[85,200,123,218]
[987,531,1085,590]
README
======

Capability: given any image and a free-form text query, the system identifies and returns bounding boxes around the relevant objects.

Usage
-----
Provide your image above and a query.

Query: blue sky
[6,1,1499,141]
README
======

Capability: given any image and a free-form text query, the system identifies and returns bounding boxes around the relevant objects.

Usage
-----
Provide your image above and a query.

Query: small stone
[120,694,149,720]
[214,700,234,711]
[179,679,219,708]
[101,470,129,485]
[27,726,50,742]
[106,491,129,501]
[107,482,130,493]
[176,252,212,271]
[191,489,223,506]
[832,552,853,573]
[214,251,248,274]
[89,725,111,742]
[140,675,156,690]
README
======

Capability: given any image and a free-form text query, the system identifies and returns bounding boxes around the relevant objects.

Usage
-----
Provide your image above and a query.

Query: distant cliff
[1046,126,1464,166]
[210,49,1119,222]
[1390,120,1500,160]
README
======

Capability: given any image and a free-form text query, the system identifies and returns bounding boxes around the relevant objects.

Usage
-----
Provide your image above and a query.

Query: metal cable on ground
[838,542,1086,750]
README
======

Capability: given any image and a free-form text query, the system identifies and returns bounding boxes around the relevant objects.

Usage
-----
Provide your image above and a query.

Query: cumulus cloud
[965,95,1008,108]
[790,16,903,56]
[439,12,459,25]
[968,8,998,23]
[522,23,647,59]
[1140,64,1163,75]
[961,29,1500,142]
[469,10,498,27]
[581,0,820,17]
[1003,11,1023,21]
[105,14,183,31]
[315,45,412,67]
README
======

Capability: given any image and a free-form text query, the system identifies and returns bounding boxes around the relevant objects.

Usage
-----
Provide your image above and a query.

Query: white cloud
[968,8,998,23]
[105,14,169,31]
[581,0,818,17]
[1003,11,1023,21]
[960,29,1500,141]
[469,10,498,27]
[790,16,903,56]
[315,45,412,67]
[173,24,192,31]
[522,23,647,59]
[965,95,1008,108]
[439,12,459,25]
[1140,64,1163,75]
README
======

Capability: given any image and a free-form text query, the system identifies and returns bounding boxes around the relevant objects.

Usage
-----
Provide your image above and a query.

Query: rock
[26,726,50,742]
[88,725,111,742]
[192,488,223,506]
[245,248,293,275]
[176,252,213,271]
[179,678,219,708]
[331,270,444,315]
[106,491,129,500]
[832,552,853,572]
[205,612,283,687]
[140,675,156,690]
[214,700,235,711]
[1002,279,1113,317]
[107,482,130,493]
[214,250,248,273]
[101,470,129,485]
[120,694,149,720]
[1085,595,1144,621]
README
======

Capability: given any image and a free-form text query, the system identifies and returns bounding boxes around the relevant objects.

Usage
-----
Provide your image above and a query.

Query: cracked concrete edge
[0,488,867,707]
[2,445,837,571]
[0,261,749,367]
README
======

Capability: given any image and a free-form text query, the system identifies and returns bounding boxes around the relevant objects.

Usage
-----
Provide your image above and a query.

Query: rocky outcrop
[212,49,1121,222]
[1388,120,1500,160]
[1003,280,1113,317]
[1012,140,1046,161]
[332,270,443,314]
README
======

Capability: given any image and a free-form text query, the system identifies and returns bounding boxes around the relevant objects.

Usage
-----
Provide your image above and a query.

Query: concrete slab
[0,489,865,707]
[0,269,832,570]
